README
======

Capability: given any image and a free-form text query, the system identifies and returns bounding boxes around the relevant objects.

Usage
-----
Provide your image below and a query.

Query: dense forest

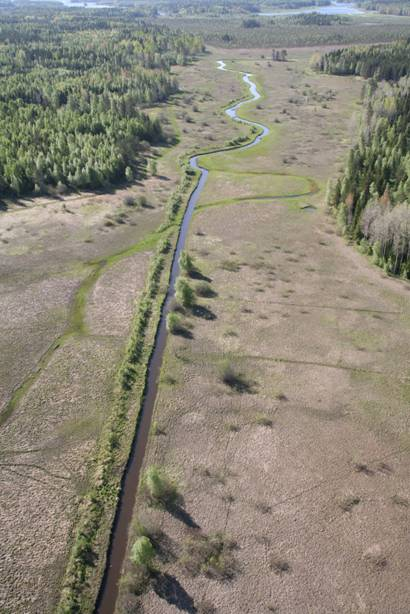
[358,0,410,15]
[321,44,410,278]
[152,13,410,47]
[0,10,203,196]
[148,0,330,17]
[285,13,350,24]
[314,38,410,80]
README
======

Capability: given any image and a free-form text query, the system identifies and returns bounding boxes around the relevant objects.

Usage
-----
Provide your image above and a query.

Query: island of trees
[0,10,203,197]
[314,38,410,80]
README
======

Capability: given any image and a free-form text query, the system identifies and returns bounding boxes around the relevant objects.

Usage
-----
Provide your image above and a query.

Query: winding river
[95,60,270,614]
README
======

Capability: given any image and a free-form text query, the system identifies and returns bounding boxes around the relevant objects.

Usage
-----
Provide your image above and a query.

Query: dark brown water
[94,61,269,614]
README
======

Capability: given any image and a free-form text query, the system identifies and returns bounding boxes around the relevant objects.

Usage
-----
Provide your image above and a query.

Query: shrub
[130,536,155,569]
[149,159,157,176]
[181,532,237,580]
[167,193,182,220]
[219,361,252,393]
[175,277,195,310]
[166,312,187,335]
[124,195,136,207]
[270,555,291,575]
[137,195,149,208]
[339,495,360,512]
[254,413,273,427]
[141,465,179,508]
[151,420,164,436]
[221,260,240,272]
[242,18,260,28]
[179,250,196,276]
[158,237,171,254]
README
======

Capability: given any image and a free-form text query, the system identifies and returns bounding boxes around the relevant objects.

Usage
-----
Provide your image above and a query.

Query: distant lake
[259,2,364,16]
[8,0,363,12]
[21,0,114,7]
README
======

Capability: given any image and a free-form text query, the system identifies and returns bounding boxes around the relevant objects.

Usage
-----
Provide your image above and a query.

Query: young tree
[179,250,195,276]
[125,166,133,182]
[130,536,155,569]
[149,159,158,176]
[175,277,195,309]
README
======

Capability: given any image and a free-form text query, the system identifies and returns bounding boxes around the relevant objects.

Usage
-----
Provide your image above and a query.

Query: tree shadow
[189,269,212,282]
[174,327,194,340]
[227,376,256,394]
[153,573,196,613]
[192,305,216,320]
[168,503,200,529]
[149,530,178,564]
[196,287,218,299]
[0,200,8,211]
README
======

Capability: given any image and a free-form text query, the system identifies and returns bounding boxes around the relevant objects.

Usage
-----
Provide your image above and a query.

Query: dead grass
[120,47,410,614]
[181,532,238,580]
[0,50,247,614]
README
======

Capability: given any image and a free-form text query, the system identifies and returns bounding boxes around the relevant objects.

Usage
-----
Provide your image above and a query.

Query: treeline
[314,38,410,80]
[285,12,350,24]
[358,0,410,16]
[322,52,410,277]
[152,0,260,16]
[153,14,410,48]
[150,0,329,17]
[0,10,203,196]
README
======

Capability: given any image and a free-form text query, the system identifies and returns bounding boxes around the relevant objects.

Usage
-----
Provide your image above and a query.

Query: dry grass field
[0,53,249,613]
[118,48,410,614]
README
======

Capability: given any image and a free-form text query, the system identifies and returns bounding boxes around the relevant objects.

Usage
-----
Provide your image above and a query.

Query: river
[94,60,270,614]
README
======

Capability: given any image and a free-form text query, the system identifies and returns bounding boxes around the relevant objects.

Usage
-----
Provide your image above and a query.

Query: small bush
[339,495,360,512]
[181,532,237,580]
[179,250,196,276]
[223,329,238,337]
[270,555,291,575]
[158,238,171,254]
[175,277,195,310]
[255,502,271,514]
[219,361,253,393]
[254,413,273,428]
[391,494,409,507]
[151,421,164,436]
[226,422,240,432]
[137,195,149,208]
[166,312,183,335]
[124,195,136,207]
[114,212,128,224]
[141,465,179,508]
[221,260,240,272]
[161,374,176,386]
[130,536,155,569]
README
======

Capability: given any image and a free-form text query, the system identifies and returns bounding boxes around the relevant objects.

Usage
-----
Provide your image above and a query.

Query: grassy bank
[57,162,199,613]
